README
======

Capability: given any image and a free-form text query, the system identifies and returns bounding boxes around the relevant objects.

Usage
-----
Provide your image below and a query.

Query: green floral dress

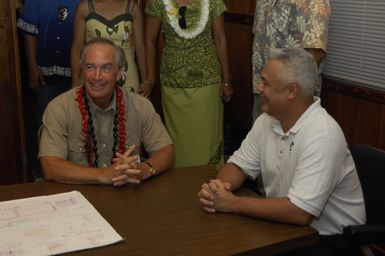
[85,0,139,92]
[146,0,227,168]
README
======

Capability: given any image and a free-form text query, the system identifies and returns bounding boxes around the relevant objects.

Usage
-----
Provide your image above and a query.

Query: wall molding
[323,77,385,105]
[224,12,254,26]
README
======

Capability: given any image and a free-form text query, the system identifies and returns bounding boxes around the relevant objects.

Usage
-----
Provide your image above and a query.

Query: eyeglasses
[178,6,187,29]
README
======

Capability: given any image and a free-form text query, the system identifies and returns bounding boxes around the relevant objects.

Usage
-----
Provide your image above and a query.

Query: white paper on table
[0,190,123,256]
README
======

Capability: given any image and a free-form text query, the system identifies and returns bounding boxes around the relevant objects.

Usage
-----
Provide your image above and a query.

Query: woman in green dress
[71,0,150,95]
[145,0,233,168]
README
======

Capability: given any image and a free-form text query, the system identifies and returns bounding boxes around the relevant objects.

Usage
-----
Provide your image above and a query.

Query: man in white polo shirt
[198,48,365,256]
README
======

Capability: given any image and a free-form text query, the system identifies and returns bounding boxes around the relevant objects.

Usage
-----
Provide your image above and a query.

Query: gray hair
[79,37,127,70]
[266,48,318,97]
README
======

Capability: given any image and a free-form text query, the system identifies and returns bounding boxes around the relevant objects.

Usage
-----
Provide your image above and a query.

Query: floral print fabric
[252,0,330,94]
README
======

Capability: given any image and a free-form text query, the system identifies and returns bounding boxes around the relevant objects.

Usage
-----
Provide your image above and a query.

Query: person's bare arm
[70,1,87,87]
[40,156,135,185]
[25,34,44,90]
[230,195,314,225]
[199,163,313,225]
[200,178,313,226]
[132,2,146,83]
[212,14,233,102]
[216,163,249,191]
[144,14,161,89]
[145,144,174,174]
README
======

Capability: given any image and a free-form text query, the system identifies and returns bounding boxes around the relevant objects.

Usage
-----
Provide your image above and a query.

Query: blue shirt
[17,0,80,77]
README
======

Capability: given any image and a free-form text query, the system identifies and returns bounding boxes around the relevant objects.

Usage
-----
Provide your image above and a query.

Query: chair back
[350,144,385,225]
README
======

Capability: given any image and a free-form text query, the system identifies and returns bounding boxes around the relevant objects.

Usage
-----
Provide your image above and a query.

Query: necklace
[76,86,126,167]
[163,0,209,39]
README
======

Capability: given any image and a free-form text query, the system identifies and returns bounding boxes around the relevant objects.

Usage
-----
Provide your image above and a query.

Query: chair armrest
[344,224,385,244]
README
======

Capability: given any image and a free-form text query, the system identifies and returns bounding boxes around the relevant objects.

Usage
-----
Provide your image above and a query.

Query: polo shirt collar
[271,97,321,136]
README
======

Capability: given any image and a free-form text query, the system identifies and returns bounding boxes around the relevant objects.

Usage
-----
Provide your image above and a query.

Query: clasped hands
[198,179,236,213]
[107,145,151,186]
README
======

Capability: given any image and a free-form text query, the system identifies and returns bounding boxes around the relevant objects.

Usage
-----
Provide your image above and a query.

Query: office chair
[344,144,385,256]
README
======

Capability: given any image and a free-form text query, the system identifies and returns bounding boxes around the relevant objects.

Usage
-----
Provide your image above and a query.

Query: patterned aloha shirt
[252,0,330,95]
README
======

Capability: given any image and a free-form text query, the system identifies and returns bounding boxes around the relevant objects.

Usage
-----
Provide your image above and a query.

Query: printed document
[0,191,123,255]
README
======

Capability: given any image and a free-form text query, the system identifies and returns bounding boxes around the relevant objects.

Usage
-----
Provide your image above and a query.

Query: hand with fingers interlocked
[108,145,153,186]
[198,179,235,213]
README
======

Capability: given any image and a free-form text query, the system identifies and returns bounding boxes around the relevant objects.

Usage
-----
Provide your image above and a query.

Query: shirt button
[102,144,107,148]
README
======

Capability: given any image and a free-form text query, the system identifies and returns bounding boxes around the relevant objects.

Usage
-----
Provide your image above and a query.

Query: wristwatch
[145,161,156,177]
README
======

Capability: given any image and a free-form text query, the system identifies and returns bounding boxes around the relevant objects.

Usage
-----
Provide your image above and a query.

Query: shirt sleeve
[38,99,70,160]
[17,0,40,35]
[297,0,330,51]
[145,0,163,18]
[227,117,263,179]
[212,0,227,18]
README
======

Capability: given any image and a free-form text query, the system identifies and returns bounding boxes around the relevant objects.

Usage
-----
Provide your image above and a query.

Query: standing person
[71,0,147,95]
[17,0,80,179]
[39,37,174,185]
[198,48,365,256]
[251,0,330,120]
[145,0,234,169]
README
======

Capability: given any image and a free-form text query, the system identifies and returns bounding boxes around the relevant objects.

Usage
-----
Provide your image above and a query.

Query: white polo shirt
[228,97,366,235]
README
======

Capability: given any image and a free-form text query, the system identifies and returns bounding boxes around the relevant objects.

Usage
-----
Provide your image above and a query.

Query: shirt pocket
[68,141,88,166]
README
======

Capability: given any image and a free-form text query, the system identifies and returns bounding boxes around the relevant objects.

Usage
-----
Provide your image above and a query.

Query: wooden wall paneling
[0,0,27,184]
[380,107,385,148]
[223,0,257,15]
[321,79,385,151]
[223,1,255,154]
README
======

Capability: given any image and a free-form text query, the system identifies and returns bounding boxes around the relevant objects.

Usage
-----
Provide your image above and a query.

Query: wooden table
[0,166,318,255]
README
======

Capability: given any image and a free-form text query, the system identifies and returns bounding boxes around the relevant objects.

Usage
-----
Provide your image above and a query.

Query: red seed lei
[76,86,126,167]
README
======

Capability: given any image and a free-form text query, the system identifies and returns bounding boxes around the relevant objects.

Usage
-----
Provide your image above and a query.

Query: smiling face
[82,43,122,109]
[256,59,291,119]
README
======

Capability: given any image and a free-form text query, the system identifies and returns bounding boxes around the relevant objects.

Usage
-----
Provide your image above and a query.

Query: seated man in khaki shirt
[39,37,174,186]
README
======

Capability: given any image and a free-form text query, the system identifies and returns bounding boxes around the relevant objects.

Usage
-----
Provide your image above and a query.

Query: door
[0,0,27,184]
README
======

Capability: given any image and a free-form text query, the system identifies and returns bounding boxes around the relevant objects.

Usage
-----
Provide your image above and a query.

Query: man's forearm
[216,163,248,191]
[146,144,174,176]
[40,156,110,184]
[232,196,314,226]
